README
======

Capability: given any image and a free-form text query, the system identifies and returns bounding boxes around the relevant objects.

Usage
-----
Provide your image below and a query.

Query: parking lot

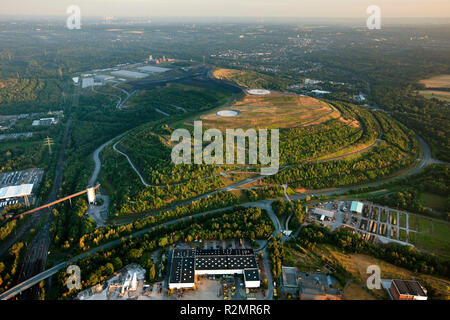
[0,168,44,189]
[0,132,33,140]
[0,168,44,212]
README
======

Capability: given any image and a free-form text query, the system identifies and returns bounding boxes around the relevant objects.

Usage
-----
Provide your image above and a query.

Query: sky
[1,0,450,18]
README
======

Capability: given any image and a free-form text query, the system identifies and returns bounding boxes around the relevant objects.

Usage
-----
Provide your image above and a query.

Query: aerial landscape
[0,0,449,314]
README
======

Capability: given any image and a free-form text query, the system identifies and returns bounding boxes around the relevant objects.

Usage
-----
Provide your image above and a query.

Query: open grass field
[420,75,450,88]
[283,244,325,271]
[199,93,341,130]
[408,215,450,257]
[318,245,450,300]
[419,75,450,102]
[344,282,376,300]
[419,90,450,102]
[419,192,448,212]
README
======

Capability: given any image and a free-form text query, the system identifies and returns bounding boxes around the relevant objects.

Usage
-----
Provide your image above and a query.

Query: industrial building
[312,208,335,221]
[297,272,342,300]
[0,169,44,211]
[169,248,260,290]
[0,184,33,200]
[389,279,427,300]
[32,117,58,126]
[110,70,149,79]
[281,267,342,300]
[137,66,170,74]
[94,74,115,84]
[350,201,364,214]
[281,266,298,288]
[0,184,34,208]
[82,77,95,88]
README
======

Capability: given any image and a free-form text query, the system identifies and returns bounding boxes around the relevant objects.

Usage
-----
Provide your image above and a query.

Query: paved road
[89,133,126,186]
[92,87,122,109]
[112,139,152,187]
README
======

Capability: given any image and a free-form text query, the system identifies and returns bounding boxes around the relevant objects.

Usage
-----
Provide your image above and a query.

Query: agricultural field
[419,75,450,102]
[419,75,450,88]
[419,90,450,102]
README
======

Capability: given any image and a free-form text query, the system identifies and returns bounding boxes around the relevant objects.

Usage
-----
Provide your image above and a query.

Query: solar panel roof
[169,248,259,285]
[392,279,426,296]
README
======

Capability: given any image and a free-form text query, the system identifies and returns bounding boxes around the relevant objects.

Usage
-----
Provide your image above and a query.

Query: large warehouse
[0,184,34,201]
[169,248,261,290]
[110,70,149,79]
[137,66,170,74]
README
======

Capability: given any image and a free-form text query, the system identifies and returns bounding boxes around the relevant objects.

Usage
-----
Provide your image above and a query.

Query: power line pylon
[43,136,54,155]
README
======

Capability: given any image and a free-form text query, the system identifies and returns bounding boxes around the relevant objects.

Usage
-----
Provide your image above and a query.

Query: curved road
[89,133,127,186]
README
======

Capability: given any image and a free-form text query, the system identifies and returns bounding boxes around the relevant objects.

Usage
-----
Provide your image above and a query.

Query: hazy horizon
[1,0,450,18]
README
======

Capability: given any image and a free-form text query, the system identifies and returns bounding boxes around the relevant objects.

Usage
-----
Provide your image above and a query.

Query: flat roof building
[168,248,260,290]
[298,272,342,300]
[82,77,95,88]
[282,266,298,288]
[94,74,115,84]
[389,279,427,300]
[0,184,34,201]
[313,208,335,219]
[350,201,364,214]
[243,269,260,288]
[110,70,148,79]
[137,66,170,73]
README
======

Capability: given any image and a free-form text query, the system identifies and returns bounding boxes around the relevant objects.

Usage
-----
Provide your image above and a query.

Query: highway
[89,133,126,186]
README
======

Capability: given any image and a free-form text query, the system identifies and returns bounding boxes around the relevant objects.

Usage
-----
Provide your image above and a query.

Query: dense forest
[51,191,239,254]
[373,164,450,218]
